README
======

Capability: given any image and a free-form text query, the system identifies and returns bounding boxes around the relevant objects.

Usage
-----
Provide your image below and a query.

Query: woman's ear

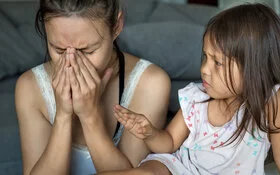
[113,11,124,40]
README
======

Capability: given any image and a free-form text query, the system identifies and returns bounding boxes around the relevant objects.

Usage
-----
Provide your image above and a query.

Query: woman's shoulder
[124,52,171,89]
[15,64,46,116]
[16,69,37,94]
[16,63,46,92]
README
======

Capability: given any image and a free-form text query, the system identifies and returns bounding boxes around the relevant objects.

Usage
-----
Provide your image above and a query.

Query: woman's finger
[53,53,64,76]
[52,54,66,88]
[77,51,99,80]
[77,51,113,94]
[68,66,81,94]
[56,67,67,93]
[62,68,71,99]
[74,52,96,88]
[69,53,88,91]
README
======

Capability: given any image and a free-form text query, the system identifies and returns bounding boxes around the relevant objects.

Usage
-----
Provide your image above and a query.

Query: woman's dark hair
[35,0,122,61]
[203,3,280,145]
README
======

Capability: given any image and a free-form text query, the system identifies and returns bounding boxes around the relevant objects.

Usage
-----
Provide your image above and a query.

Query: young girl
[15,0,170,174]
[111,3,280,175]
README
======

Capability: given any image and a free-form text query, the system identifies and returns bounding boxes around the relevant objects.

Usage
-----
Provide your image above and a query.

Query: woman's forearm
[30,117,72,175]
[80,117,132,172]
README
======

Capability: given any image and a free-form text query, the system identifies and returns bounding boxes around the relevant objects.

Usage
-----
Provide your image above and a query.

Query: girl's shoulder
[178,82,209,103]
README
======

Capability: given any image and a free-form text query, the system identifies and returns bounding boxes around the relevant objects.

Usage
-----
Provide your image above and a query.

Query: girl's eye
[214,60,222,66]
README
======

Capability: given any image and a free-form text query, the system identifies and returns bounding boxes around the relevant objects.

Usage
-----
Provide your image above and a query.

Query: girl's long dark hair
[35,0,122,62]
[204,3,280,145]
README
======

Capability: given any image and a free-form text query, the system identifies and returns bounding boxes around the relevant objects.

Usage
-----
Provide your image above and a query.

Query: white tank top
[32,59,152,175]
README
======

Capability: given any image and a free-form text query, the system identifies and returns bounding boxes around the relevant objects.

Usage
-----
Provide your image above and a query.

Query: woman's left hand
[67,49,113,122]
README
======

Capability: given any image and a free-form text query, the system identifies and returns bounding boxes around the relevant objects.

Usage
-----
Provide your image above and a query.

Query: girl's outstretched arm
[269,90,280,172]
[114,106,190,153]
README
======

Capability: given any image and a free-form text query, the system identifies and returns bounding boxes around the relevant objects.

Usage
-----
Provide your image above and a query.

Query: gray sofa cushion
[0,93,22,174]
[0,2,38,27]
[122,0,158,25]
[118,21,203,80]
[0,76,18,94]
[0,11,44,80]
[18,24,45,56]
[148,3,219,26]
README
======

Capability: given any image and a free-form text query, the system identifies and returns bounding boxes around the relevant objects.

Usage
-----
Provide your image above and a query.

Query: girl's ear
[113,11,124,40]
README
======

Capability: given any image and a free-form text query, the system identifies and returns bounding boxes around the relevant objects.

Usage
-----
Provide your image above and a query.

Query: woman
[15,0,170,174]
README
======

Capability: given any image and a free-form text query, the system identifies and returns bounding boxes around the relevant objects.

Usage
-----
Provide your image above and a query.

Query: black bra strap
[113,42,125,139]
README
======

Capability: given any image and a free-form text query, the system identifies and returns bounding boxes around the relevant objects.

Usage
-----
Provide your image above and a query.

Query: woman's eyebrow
[78,42,100,50]
[49,41,100,50]
[49,42,65,50]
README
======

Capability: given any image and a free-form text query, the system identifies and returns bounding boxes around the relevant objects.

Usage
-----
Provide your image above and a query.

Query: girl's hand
[113,105,155,139]
[52,53,73,120]
[67,49,113,121]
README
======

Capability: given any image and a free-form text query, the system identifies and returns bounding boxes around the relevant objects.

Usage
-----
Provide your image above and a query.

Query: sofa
[0,0,278,174]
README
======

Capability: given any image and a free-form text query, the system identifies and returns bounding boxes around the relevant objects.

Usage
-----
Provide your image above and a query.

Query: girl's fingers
[115,110,129,121]
[113,112,127,125]
[114,105,131,114]
[137,128,144,134]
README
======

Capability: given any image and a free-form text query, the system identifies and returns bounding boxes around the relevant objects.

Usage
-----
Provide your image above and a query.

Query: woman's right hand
[52,52,73,120]
[113,105,155,140]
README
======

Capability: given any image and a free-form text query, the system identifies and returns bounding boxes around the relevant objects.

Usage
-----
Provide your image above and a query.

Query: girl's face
[45,16,115,74]
[200,35,243,100]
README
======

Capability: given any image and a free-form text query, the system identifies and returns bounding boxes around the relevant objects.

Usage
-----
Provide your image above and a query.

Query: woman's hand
[113,105,155,139]
[52,52,73,121]
[67,48,113,121]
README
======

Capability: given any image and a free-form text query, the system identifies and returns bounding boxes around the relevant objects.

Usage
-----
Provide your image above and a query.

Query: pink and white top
[142,82,278,175]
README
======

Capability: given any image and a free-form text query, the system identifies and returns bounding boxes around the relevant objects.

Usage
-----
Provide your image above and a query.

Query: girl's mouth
[202,80,210,88]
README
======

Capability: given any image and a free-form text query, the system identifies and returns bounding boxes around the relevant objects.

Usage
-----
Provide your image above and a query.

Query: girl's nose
[201,59,210,76]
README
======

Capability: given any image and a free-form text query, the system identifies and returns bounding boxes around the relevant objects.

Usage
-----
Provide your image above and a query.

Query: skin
[15,15,171,175]
[98,35,280,174]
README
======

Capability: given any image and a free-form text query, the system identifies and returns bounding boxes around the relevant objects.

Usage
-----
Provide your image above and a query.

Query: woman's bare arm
[16,70,72,175]
[80,64,171,171]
